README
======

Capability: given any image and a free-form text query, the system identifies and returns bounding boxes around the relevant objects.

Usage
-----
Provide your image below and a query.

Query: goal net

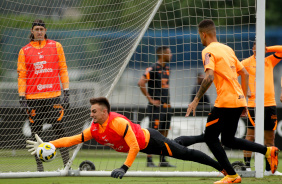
[0,0,257,177]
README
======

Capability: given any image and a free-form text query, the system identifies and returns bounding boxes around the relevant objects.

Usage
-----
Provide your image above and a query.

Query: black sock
[147,155,153,162]
[265,157,271,171]
[244,157,251,167]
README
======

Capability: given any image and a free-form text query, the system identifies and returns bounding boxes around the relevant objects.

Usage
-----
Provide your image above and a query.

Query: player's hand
[62,89,70,109]
[149,99,161,107]
[111,165,128,179]
[247,90,252,98]
[240,107,248,117]
[280,92,282,103]
[185,99,199,117]
[26,134,43,155]
[19,96,30,113]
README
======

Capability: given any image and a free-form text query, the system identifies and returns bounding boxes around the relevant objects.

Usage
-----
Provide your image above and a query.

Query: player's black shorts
[247,106,277,130]
[147,103,172,130]
[27,97,64,125]
[140,128,189,158]
[204,107,244,141]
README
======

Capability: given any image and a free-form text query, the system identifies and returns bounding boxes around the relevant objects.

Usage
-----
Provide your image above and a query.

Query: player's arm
[237,67,249,99]
[56,42,69,90]
[138,69,160,106]
[26,127,93,155]
[50,127,93,148]
[186,69,214,117]
[111,118,140,179]
[17,49,27,97]
[266,45,282,66]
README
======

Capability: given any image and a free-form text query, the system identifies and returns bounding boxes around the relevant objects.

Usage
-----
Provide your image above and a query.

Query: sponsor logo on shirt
[37,84,53,91]
[34,61,53,74]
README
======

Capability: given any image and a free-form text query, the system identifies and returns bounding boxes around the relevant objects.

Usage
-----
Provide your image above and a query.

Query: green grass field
[0,176,281,184]
[0,149,281,184]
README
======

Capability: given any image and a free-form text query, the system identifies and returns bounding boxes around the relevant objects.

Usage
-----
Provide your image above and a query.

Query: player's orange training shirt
[202,42,247,108]
[17,39,69,99]
[51,117,150,168]
[242,46,282,107]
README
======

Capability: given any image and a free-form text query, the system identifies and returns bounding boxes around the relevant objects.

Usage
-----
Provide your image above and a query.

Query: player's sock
[244,157,251,168]
[265,157,271,171]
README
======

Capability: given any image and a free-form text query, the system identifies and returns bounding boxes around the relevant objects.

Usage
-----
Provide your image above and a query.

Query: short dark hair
[30,19,47,41]
[89,97,110,114]
[198,19,216,34]
[156,46,169,59]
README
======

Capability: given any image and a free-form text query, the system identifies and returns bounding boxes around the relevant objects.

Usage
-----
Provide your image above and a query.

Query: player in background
[186,19,279,184]
[241,41,282,175]
[18,19,70,171]
[138,46,174,167]
[27,97,227,179]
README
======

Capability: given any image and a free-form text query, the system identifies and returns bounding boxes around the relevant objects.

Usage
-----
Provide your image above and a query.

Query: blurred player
[186,19,279,183]
[27,97,226,179]
[17,19,70,171]
[241,41,282,175]
[138,46,174,167]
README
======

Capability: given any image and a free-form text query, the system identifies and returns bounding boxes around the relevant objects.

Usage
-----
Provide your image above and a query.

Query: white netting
[0,0,257,176]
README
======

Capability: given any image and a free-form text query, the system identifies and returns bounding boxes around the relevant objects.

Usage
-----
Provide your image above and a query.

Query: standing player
[17,19,70,171]
[186,19,279,183]
[27,97,227,179]
[241,41,282,175]
[138,46,174,167]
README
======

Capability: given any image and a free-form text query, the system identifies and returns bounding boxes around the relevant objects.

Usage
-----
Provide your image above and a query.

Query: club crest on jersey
[204,53,211,65]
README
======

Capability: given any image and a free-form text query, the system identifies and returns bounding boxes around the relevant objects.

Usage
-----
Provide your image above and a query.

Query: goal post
[0,0,265,178]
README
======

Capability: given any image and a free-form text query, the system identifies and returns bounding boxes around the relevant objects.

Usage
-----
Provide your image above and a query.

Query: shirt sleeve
[17,49,27,96]
[56,42,69,90]
[50,127,93,148]
[111,117,140,167]
[202,50,215,71]
[143,66,154,80]
[236,58,244,72]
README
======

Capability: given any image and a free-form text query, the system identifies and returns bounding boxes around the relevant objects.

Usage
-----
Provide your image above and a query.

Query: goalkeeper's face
[31,25,46,41]
[90,104,108,125]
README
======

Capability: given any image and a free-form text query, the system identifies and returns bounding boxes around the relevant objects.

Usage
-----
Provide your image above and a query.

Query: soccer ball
[36,142,57,162]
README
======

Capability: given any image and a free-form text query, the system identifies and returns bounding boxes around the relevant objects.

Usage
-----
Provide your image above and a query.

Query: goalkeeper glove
[111,165,128,179]
[26,134,43,155]
[62,89,70,109]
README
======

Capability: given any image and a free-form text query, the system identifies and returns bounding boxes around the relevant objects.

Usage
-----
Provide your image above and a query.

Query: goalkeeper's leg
[51,99,70,168]
[141,128,224,172]
[29,112,44,171]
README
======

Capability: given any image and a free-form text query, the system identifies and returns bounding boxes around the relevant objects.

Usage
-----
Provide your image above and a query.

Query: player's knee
[245,135,254,142]
[174,136,184,146]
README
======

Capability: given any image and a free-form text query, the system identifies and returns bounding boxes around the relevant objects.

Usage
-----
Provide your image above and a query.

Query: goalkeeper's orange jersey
[50,112,150,168]
[202,42,247,108]
[17,39,69,99]
[241,46,282,107]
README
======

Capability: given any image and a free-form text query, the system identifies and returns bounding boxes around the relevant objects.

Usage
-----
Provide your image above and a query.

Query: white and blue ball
[36,142,57,162]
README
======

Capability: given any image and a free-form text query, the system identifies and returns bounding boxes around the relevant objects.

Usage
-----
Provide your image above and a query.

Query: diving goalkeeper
[27,97,226,179]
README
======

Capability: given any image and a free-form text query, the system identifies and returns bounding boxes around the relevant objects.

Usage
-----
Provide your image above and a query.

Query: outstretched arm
[26,128,93,155]
[186,69,214,117]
